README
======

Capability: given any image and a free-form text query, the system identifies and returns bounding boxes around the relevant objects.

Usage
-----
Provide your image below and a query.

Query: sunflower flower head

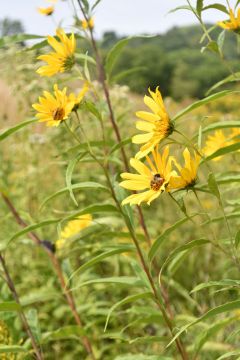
[133,87,174,159]
[37,6,54,16]
[202,130,233,161]
[69,81,89,111]
[81,17,94,30]
[56,214,92,250]
[217,8,240,32]
[171,148,200,190]
[36,28,76,77]
[120,146,176,206]
[32,84,75,127]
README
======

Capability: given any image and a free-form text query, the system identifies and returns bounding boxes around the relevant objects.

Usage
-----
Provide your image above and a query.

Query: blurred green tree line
[99,25,239,99]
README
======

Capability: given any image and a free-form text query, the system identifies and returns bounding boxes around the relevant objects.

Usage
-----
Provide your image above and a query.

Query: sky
[0,0,236,38]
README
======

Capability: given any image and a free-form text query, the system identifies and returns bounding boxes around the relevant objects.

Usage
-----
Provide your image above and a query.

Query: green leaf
[0,118,37,142]
[75,53,96,65]
[115,355,172,360]
[62,204,119,224]
[217,30,225,54]
[110,138,131,155]
[104,292,153,331]
[0,34,44,48]
[194,121,240,137]
[84,101,102,121]
[235,230,240,249]
[217,350,240,360]
[191,279,240,294]
[148,215,196,262]
[105,37,131,77]
[66,153,88,207]
[161,239,209,275]
[91,0,102,11]
[71,277,144,292]
[0,302,21,312]
[207,72,240,94]
[202,4,229,14]
[197,0,204,16]
[208,173,220,200]
[203,142,240,162]
[0,345,27,354]
[111,67,146,83]
[168,6,193,14]
[41,325,86,343]
[40,182,109,208]
[167,300,240,349]
[68,245,135,282]
[173,90,238,122]
[26,309,41,344]
[7,219,59,246]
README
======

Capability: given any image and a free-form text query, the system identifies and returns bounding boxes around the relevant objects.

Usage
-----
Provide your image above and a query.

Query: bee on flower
[171,148,201,190]
[37,6,54,16]
[36,29,76,77]
[56,214,92,250]
[133,87,174,159]
[32,84,75,127]
[217,7,240,32]
[81,17,94,30]
[120,146,177,206]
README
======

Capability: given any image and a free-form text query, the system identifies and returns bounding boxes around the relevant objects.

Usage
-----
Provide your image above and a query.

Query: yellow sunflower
[171,148,200,189]
[120,146,176,206]
[81,18,94,30]
[32,84,75,127]
[56,214,92,249]
[202,130,233,161]
[217,8,240,31]
[37,6,54,16]
[230,128,240,139]
[133,87,174,159]
[36,28,76,77]
[69,81,89,111]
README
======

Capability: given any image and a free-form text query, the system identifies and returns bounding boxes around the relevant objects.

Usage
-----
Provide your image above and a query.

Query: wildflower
[171,148,200,189]
[69,81,89,111]
[81,18,94,30]
[120,146,176,206]
[202,130,232,161]
[231,128,240,139]
[133,87,174,159]
[37,6,54,16]
[217,8,240,31]
[56,214,92,249]
[32,84,75,127]
[36,29,76,77]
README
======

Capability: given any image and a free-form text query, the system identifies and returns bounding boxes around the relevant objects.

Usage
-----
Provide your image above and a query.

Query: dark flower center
[52,107,65,121]
[150,173,164,191]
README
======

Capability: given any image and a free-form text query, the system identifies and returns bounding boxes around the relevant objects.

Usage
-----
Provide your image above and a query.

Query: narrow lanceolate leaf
[148,215,197,262]
[194,121,240,137]
[110,137,131,154]
[40,183,109,208]
[0,118,37,142]
[0,302,21,312]
[7,219,59,245]
[62,204,119,224]
[203,142,240,162]
[67,245,135,282]
[160,239,209,275]
[208,173,220,200]
[41,325,86,343]
[216,350,240,360]
[105,37,131,76]
[196,0,204,16]
[172,90,239,122]
[65,152,88,206]
[168,5,192,14]
[202,4,229,14]
[191,279,240,294]
[167,300,240,348]
[104,292,153,331]
[0,34,44,48]
[0,345,27,354]
[71,277,144,292]
[207,72,240,94]
[235,230,240,249]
